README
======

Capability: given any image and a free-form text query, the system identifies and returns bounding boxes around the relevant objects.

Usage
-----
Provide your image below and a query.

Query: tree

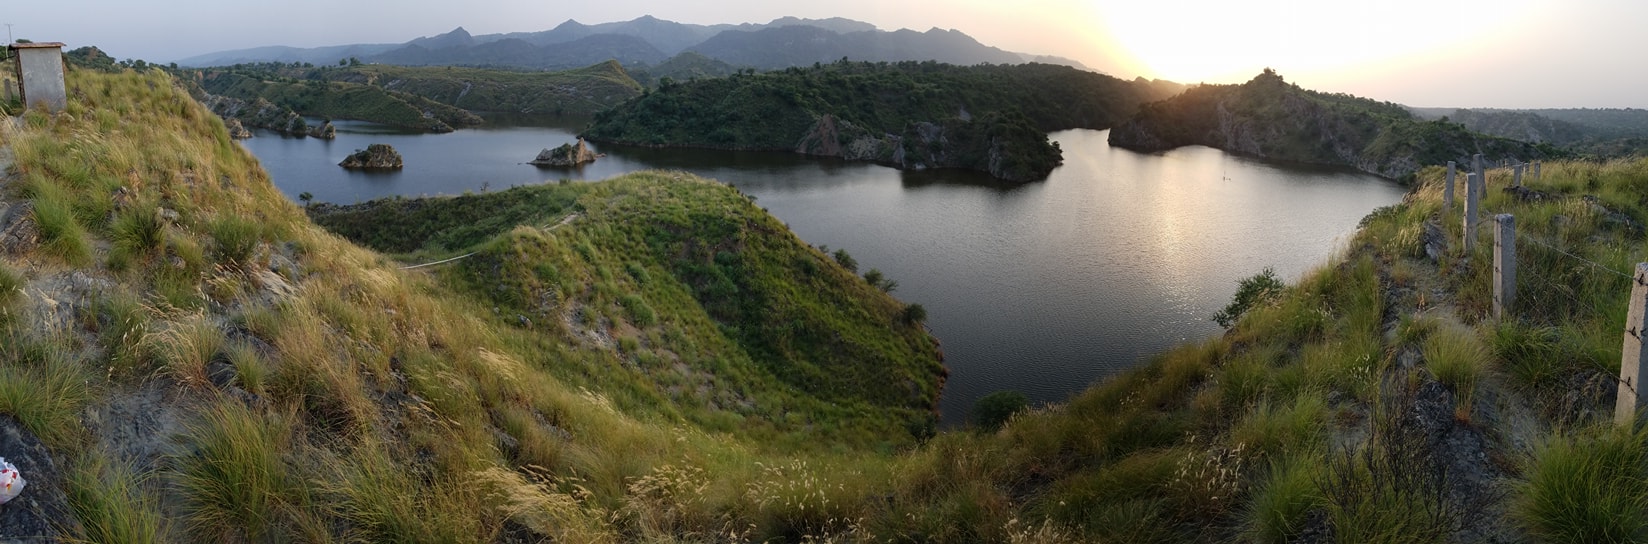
[901,303,926,325]
[298,192,313,208]
[832,249,858,273]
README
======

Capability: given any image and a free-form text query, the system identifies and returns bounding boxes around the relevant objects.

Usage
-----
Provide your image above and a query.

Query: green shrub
[972,390,1029,431]
[619,294,657,327]
[1214,267,1285,328]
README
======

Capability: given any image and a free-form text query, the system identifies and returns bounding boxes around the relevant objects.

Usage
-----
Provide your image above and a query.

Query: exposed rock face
[0,416,80,542]
[339,144,404,169]
[309,120,336,140]
[200,94,310,137]
[794,113,1061,182]
[529,139,602,166]
[0,202,40,255]
[223,117,252,139]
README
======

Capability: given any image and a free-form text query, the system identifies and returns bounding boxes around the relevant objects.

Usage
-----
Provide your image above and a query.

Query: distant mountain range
[1408,106,1648,157]
[174,15,1091,72]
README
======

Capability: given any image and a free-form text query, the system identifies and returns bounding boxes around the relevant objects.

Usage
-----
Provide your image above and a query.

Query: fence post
[1493,214,1515,319]
[1476,154,1489,201]
[1617,263,1648,426]
[1445,161,1456,208]
[1534,160,1541,180]
[1463,173,1480,251]
[1513,164,1524,187]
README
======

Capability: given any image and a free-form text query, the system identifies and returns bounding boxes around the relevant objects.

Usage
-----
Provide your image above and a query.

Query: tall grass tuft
[1242,455,1326,544]
[1512,424,1648,542]
[0,330,95,448]
[28,186,94,266]
[210,215,262,268]
[67,455,166,544]
[1422,324,1490,417]
[175,403,294,541]
[108,202,167,270]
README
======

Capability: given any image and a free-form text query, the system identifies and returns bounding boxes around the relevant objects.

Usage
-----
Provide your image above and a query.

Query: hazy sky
[7,0,1644,108]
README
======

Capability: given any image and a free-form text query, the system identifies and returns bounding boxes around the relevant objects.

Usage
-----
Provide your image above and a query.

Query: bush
[1214,268,1284,328]
[902,303,927,325]
[832,248,857,273]
[972,390,1029,431]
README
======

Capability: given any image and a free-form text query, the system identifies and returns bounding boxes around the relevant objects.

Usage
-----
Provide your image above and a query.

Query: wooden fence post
[1513,164,1524,187]
[1463,173,1480,251]
[1445,161,1456,208]
[1493,214,1515,319]
[1534,160,1541,180]
[1617,263,1648,426]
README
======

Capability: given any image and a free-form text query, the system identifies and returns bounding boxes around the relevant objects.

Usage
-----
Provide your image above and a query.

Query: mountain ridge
[174,15,1092,72]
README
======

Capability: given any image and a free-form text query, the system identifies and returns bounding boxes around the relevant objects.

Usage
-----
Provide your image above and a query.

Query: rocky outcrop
[1109,70,1549,181]
[339,144,404,169]
[223,117,252,139]
[529,139,602,166]
[0,416,80,542]
[200,94,310,137]
[308,120,336,140]
[794,113,1061,182]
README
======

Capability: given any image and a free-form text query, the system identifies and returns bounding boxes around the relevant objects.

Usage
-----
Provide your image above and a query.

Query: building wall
[16,47,66,112]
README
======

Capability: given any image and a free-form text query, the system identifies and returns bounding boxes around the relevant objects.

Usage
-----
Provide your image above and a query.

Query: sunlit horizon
[5,0,1645,108]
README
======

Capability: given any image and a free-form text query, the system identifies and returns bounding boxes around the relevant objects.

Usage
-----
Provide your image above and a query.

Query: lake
[241,118,1407,426]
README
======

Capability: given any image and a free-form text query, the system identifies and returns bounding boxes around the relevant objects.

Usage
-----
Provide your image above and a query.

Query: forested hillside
[584,60,1182,181]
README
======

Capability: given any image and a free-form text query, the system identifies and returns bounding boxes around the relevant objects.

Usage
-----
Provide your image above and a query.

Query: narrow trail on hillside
[398,212,580,270]
[1362,213,1547,543]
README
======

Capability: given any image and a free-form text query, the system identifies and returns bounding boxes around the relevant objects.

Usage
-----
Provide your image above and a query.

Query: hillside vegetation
[1420,108,1648,159]
[309,60,643,115]
[584,60,1181,181]
[8,65,1648,543]
[181,60,644,131]
[191,69,482,132]
[1110,70,1559,181]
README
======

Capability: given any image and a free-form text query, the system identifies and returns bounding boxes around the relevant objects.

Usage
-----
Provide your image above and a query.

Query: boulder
[339,144,404,169]
[0,415,80,542]
[0,202,39,256]
[309,120,336,140]
[223,117,252,139]
[529,139,601,167]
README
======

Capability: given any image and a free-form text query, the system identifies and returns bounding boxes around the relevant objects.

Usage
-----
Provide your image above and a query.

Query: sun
[1093,0,1537,85]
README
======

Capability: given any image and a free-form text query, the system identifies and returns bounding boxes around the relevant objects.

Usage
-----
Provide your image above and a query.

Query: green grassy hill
[193,69,482,131]
[311,60,644,115]
[6,65,1648,543]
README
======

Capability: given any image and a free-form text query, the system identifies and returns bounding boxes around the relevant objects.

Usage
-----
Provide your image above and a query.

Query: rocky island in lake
[339,144,404,169]
[529,139,602,167]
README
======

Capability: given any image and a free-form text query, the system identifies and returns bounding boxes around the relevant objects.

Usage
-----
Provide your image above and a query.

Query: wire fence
[1464,167,1634,326]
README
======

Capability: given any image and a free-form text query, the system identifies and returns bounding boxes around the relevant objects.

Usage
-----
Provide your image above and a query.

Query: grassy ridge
[308,175,946,445]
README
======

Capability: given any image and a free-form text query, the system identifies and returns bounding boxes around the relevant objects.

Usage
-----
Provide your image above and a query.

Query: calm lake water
[242,118,1407,426]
